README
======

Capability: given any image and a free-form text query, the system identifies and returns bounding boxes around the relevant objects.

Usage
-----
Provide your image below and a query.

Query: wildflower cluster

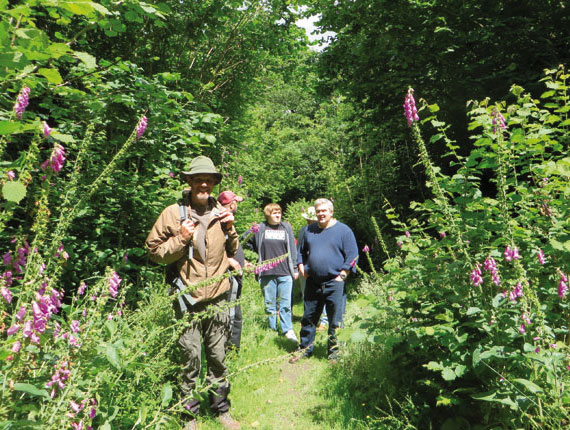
[2,241,31,290]
[45,361,71,398]
[403,88,419,126]
[508,282,523,302]
[14,87,30,119]
[109,271,121,298]
[491,108,507,133]
[470,263,483,287]
[135,115,148,140]
[254,257,286,275]
[504,246,520,262]
[41,144,66,173]
[43,121,52,138]
[538,249,546,265]
[483,257,500,286]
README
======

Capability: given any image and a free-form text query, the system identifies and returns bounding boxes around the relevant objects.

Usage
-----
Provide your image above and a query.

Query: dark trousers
[179,301,231,416]
[299,278,344,359]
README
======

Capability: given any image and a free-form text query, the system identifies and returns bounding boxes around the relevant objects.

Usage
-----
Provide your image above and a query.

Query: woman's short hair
[314,198,334,212]
[263,203,282,219]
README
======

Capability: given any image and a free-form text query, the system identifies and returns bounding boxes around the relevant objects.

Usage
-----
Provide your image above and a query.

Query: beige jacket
[146,196,239,303]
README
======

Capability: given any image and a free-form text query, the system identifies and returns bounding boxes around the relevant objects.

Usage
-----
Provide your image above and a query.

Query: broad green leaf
[424,326,435,335]
[13,383,51,400]
[0,348,11,360]
[512,378,543,393]
[161,382,173,407]
[74,51,97,69]
[2,181,26,203]
[466,307,481,316]
[106,344,120,369]
[441,367,456,381]
[51,132,74,143]
[38,68,63,84]
[0,121,22,135]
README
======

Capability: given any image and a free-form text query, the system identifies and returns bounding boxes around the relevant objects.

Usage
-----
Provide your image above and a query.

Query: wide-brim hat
[302,206,317,221]
[181,156,222,184]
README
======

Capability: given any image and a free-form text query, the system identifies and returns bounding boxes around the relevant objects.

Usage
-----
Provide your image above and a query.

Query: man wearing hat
[146,156,241,430]
[217,190,246,351]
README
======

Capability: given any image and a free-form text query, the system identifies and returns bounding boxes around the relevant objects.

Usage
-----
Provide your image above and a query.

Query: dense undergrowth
[334,69,570,429]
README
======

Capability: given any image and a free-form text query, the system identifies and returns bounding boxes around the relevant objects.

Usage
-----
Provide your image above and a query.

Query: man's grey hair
[314,198,334,212]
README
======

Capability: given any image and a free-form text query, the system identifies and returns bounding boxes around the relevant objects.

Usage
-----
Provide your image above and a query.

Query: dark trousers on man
[179,299,231,416]
[298,277,344,359]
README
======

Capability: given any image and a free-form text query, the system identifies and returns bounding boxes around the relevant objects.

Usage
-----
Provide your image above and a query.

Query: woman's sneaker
[284,330,298,344]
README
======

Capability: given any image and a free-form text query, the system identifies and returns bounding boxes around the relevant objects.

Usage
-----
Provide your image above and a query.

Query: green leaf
[161,382,173,407]
[13,383,51,400]
[512,378,543,393]
[441,367,456,381]
[51,132,75,143]
[2,181,26,203]
[471,390,497,401]
[424,326,435,335]
[38,68,63,84]
[106,344,121,369]
[0,121,22,135]
[466,307,481,316]
[74,51,97,69]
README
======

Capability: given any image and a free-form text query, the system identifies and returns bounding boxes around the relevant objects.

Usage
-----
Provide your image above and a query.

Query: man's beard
[193,192,210,206]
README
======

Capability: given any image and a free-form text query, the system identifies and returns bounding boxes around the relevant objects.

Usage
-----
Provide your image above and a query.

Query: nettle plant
[344,69,570,428]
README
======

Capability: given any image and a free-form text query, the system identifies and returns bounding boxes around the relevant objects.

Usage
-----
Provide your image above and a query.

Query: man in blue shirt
[290,198,358,362]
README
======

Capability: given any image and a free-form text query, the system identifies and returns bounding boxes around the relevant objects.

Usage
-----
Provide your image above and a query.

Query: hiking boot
[183,418,197,430]
[219,412,240,430]
[284,330,298,344]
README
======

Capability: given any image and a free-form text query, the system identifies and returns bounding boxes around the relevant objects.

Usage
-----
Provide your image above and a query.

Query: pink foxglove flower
[1,287,12,303]
[405,231,410,238]
[41,144,66,173]
[7,324,19,336]
[11,341,21,353]
[397,241,403,248]
[16,306,26,320]
[558,278,568,298]
[6,171,15,180]
[249,223,260,234]
[538,249,545,265]
[470,263,483,287]
[519,324,526,334]
[362,245,370,253]
[70,320,80,333]
[135,116,148,140]
[509,282,523,302]
[43,121,52,138]
[504,246,521,262]
[108,271,121,298]
[78,282,87,295]
[483,256,500,286]
[491,108,507,133]
[439,232,446,238]
[403,88,420,126]
[238,175,243,185]
[14,87,30,119]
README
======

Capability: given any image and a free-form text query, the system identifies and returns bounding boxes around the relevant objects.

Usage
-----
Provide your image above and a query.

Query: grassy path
[194,278,360,430]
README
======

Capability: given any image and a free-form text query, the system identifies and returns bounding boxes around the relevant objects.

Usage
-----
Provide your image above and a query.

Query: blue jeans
[299,278,344,359]
[260,275,293,334]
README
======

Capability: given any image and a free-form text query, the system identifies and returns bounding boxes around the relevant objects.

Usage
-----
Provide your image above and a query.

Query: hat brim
[302,213,317,221]
[180,171,223,185]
